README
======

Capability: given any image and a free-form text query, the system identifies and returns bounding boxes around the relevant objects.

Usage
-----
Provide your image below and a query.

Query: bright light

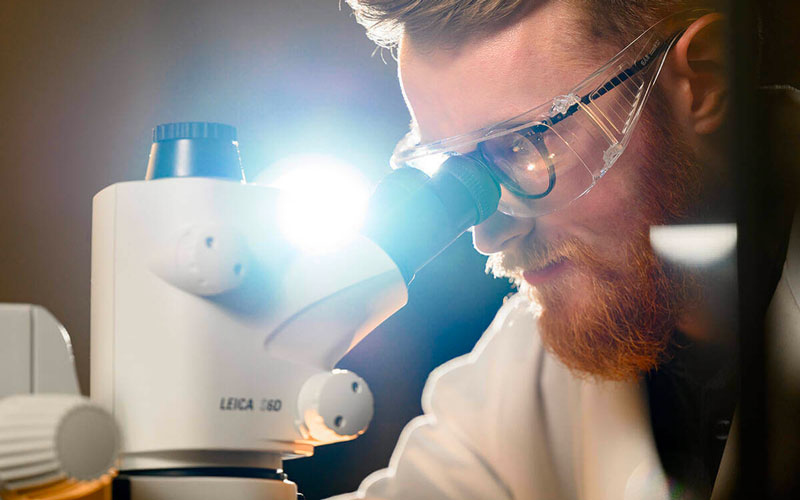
[411,152,448,177]
[650,223,737,267]
[257,154,371,254]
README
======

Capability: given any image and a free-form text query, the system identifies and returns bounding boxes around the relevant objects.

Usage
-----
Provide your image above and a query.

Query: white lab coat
[329,293,671,500]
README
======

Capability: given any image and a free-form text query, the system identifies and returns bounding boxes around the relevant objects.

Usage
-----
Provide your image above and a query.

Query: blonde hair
[346,0,717,49]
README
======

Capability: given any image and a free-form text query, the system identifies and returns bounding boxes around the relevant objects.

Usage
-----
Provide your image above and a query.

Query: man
[332,1,747,498]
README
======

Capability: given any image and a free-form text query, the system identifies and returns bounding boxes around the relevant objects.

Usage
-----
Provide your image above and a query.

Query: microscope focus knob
[297,370,374,444]
[0,394,119,491]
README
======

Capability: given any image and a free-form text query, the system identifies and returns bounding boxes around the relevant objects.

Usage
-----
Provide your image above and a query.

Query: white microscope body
[89,121,498,499]
[91,175,408,498]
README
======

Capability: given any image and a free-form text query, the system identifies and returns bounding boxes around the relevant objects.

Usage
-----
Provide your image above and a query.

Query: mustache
[486,236,603,280]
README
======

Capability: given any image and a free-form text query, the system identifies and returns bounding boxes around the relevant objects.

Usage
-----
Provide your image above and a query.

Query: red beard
[488,233,692,381]
[486,92,700,381]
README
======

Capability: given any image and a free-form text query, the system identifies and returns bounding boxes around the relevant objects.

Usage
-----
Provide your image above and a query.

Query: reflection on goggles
[477,131,556,199]
[392,9,710,218]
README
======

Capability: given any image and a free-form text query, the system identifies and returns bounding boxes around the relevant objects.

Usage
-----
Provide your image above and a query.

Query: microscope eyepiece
[364,155,501,284]
[145,122,244,181]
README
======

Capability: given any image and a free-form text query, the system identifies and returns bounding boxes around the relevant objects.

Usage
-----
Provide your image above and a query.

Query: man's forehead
[398,2,601,144]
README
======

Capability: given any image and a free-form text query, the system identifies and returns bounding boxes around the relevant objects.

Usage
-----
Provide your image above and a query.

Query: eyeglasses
[390,9,710,218]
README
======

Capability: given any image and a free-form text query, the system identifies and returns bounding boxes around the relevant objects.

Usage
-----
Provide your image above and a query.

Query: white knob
[297,370,373,444]
[153,223,250,297]
[0,394,118,491]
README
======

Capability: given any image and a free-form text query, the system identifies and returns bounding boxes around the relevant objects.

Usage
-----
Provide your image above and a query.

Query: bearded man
[331,1,750,499]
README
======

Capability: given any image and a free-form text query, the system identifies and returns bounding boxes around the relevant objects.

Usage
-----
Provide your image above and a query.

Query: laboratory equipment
[90,122,498,499]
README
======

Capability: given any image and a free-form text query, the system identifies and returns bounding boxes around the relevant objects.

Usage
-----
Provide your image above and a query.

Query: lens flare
[257,154,370,254]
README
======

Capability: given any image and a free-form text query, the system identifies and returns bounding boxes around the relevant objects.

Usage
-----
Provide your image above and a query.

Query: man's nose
[472,210,536,255]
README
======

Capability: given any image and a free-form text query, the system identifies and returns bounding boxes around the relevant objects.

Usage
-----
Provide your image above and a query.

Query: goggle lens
[477,116,600,217]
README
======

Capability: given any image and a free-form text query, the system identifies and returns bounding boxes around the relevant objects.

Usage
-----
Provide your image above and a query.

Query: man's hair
[346,0,718,49]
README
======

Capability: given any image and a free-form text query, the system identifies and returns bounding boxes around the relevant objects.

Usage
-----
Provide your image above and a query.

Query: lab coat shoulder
[328,293,565,500]
[420,293,546,462]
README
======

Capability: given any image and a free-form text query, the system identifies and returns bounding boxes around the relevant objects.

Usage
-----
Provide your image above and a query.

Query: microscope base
[111,474,298,500]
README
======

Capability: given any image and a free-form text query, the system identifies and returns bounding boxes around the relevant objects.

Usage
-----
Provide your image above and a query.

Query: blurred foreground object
[0,305,119,499]
[766,210,800,497]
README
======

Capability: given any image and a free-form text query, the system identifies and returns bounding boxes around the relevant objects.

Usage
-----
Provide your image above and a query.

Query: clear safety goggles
[390,9,710,218]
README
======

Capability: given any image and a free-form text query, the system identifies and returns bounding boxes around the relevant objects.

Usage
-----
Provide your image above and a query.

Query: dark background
[0,1,511,498]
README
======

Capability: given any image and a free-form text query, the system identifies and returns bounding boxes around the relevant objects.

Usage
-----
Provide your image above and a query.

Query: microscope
[88,122,500,499]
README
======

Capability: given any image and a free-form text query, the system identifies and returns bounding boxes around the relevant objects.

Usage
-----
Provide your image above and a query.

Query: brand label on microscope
[218,397,283,412]
[219,397,254,411]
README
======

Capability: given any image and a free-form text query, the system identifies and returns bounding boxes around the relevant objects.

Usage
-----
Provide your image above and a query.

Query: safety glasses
[390,9,710,218]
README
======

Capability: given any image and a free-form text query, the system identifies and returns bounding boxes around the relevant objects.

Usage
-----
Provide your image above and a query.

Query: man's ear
[670,13,727,135]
